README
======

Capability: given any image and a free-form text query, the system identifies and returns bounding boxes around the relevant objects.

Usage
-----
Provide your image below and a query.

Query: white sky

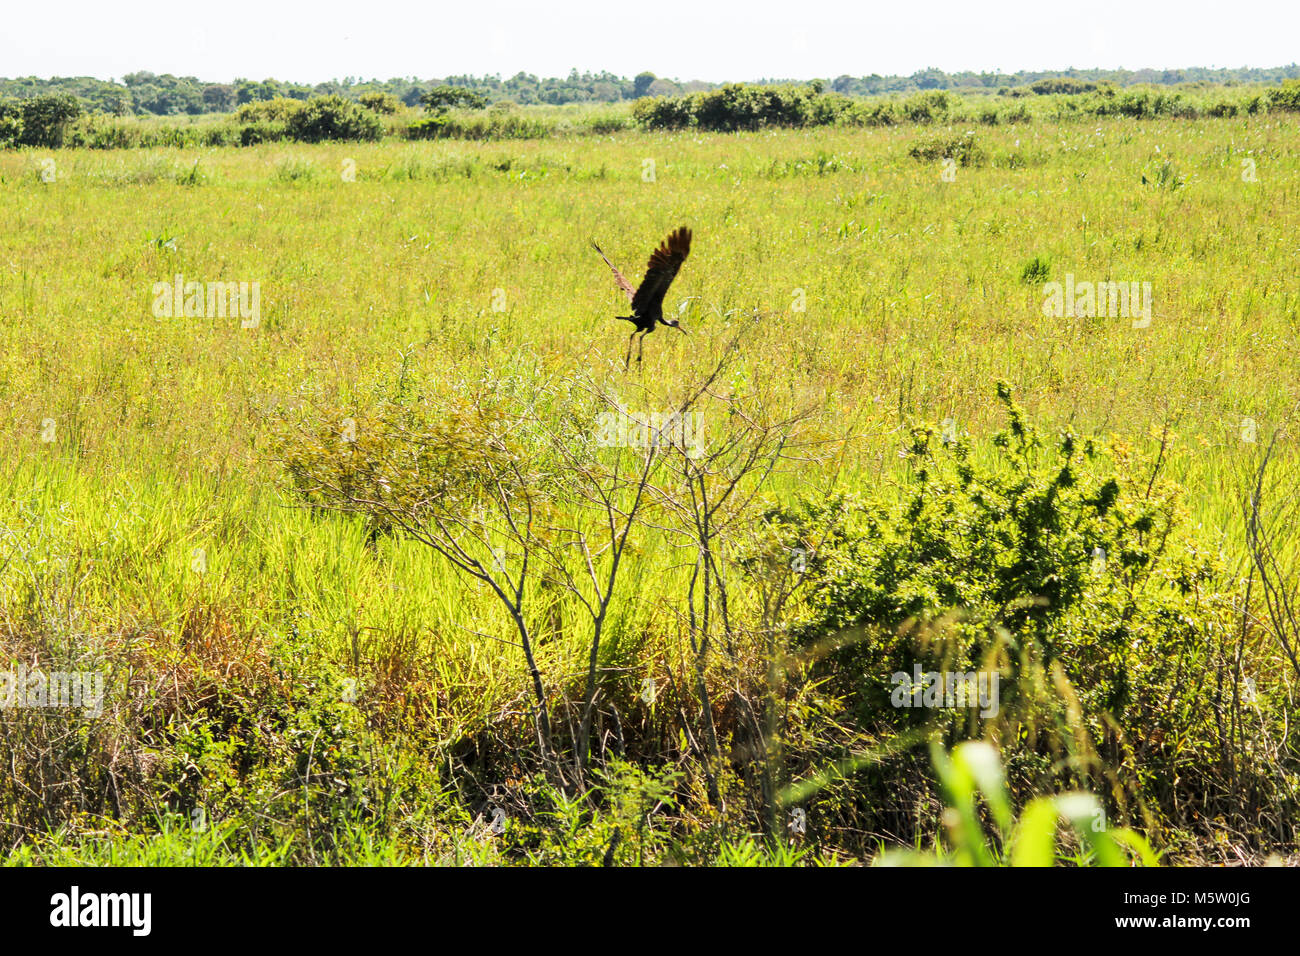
[2,0,1296,83]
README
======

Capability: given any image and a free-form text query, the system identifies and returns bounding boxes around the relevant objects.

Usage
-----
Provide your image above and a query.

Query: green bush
[6,93,84,148]
[691,84,837,131]
[238,120,290,146]
[420,86,488,112]
[234,97,306,125]
[230,96,380,144]
[358,91,402,114]
[767,385,1227,810]
[1029,78,1098,96]
[631,94,696,130]
[900,90,952,123]
[405,115,449,140]
[1268,79,1300,112]
[0,100,22,148]
[285,95,383,143]
[633,84,850,132]
[846,100,899,127]
[907,131,986,166]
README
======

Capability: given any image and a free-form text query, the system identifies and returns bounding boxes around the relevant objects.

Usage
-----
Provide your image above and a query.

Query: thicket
[765,385,1271,843]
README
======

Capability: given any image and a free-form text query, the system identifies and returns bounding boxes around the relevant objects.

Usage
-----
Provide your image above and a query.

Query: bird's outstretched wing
[591,240,635,303]
[632,226,691,315]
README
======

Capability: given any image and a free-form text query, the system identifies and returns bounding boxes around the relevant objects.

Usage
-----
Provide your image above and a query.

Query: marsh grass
[1,110,1298,864]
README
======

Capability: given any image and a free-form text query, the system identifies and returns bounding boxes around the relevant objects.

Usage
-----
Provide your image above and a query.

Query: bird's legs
[636,330,647,364]
[625,330,637,369]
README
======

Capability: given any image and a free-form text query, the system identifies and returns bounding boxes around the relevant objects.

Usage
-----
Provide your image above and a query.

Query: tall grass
[1,111,1297,864]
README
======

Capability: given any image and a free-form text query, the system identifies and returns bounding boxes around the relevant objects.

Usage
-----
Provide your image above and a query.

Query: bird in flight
[591,226,692,368]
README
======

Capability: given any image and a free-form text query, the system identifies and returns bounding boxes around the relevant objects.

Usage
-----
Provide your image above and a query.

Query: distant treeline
[6,81,1300,151]
[2,64,1299,116]
[823,64,1300,96]
[633,81,1300,132]
[0,71,703,115]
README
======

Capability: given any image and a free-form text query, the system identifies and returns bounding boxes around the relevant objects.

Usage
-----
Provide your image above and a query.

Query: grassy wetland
[1,92,1299,866]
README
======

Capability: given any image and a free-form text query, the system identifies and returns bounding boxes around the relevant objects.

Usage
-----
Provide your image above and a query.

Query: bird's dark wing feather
[591,240,635,303]
[632,226,691,315]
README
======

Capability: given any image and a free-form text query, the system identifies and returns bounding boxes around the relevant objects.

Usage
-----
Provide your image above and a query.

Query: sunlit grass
[1,112,1297,863]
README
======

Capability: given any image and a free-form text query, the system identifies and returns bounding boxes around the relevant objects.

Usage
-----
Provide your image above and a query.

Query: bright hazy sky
[3,0,1296,83]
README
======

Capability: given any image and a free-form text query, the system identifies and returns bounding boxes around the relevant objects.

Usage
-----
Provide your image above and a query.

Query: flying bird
[591,226,692,367]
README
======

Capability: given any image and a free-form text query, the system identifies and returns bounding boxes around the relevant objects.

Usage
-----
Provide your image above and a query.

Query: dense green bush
[230,98,301,144]
[633,84,852,132]
[1029,78,1099,95]
[229,96,382,143]
[421,86,489,112]
[766,385,1229,811]
[1268,79,1300,111]
[0,101,23,147]
[0,93,83,148]
[692,84,845,131]
[285,95,383,143]
[631,93,696,130]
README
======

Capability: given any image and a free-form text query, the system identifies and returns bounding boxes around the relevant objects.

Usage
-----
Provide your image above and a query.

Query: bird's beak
[676,324,689,335]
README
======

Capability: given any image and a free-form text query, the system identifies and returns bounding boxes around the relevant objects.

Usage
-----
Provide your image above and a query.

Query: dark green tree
[17,93,82,147]
[420,85,488,112]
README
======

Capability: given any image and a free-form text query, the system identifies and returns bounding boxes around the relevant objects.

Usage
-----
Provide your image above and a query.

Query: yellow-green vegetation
[1,107,1298,866]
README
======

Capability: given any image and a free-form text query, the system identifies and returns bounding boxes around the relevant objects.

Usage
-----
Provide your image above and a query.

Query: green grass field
[2,110,1298,865]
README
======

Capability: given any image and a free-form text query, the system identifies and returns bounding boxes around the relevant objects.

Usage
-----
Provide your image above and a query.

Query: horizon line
[5,62,1299,87]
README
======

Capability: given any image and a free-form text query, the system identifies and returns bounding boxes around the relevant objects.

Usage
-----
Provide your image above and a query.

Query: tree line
[2,64,1297,116]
